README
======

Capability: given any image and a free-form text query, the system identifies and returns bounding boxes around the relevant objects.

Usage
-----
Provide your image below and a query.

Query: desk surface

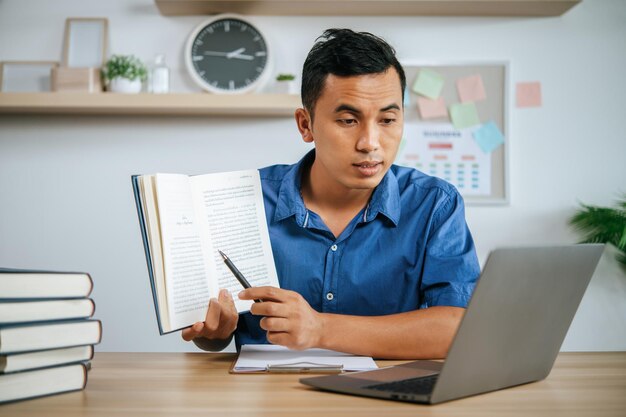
[0,352,625,417]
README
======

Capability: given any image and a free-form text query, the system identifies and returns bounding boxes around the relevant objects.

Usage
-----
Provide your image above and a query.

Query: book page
[138,175,170,332]
[155,174,212,331]
[191,170,279,312]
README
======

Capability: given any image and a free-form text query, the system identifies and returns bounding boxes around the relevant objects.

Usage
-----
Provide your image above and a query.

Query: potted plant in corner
[569,195,626,271]
[102,55,147,93]
[274,73,298,94]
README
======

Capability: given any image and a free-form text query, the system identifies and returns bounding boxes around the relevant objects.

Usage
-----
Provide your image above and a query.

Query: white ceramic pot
[274,80,298,94]
[109,77,142,93]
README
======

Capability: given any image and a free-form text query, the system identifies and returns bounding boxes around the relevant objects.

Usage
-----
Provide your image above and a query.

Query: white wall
[1,0,624,352]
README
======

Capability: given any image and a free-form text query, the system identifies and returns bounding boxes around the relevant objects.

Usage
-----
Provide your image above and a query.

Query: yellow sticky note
[412,69,444,99]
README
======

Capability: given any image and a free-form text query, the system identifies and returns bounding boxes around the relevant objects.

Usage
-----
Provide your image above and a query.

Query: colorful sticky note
[412,69,444,99]
[403,86,411,107]
[449,102,480,129]
[516,81,542,108]
[417,96,448,120]
[456,74,486,103]
[473,121,505,153]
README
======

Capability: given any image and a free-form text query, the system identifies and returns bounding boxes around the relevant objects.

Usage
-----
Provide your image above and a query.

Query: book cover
[0,298,96,325]
[0,268,93,299]
[0,319,102,354]
[0,345,94,374]
[0,362,88,404]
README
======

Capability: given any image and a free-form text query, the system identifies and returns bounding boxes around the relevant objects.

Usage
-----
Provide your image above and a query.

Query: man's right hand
[181,289,238,342]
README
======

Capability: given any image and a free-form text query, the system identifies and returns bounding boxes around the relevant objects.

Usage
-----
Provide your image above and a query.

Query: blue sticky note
[403,86,411,107]
[473,121,505,153]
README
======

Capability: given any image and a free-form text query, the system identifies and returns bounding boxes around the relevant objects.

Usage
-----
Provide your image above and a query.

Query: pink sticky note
[456,74,486,103]
[516,82,542,108]
[417,96,448,120]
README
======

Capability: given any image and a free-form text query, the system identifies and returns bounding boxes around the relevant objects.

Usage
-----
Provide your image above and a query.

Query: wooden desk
[1,352,624,416]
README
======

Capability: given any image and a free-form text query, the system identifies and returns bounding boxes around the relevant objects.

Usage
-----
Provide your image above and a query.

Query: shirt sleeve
[419,189,480,309]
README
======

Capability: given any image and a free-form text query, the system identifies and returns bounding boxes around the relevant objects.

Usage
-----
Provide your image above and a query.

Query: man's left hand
[239,286,323,350]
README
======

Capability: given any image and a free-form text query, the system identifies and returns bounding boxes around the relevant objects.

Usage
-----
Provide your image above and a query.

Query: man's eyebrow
[333,103,401,113]
[334,104,361,114]
[381,104,401,112]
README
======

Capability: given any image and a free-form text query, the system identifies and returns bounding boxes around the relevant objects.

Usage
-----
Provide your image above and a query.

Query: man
[182,29,479,359]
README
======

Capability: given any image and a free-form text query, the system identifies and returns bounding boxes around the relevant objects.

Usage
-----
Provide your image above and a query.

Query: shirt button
[326,292,334,301]
[331,244,338,252]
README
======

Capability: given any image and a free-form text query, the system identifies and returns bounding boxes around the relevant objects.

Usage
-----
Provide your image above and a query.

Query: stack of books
[0,268,102,404]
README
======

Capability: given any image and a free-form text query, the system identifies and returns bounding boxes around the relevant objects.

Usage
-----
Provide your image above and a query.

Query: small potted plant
[102,55,147,93]
[569,195,626,271]
[275,73,298,94]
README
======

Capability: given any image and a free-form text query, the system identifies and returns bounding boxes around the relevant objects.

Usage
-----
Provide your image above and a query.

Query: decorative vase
[109,77,142,93]
[274,80,298,94]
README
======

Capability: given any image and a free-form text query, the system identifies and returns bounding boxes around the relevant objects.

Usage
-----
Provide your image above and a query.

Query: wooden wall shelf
[0,93,301,117]
[155,0,581,17]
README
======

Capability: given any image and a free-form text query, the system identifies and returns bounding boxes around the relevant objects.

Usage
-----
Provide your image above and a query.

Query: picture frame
[398,61,510,205]
[0,61,59,92]
[62,17,108,68]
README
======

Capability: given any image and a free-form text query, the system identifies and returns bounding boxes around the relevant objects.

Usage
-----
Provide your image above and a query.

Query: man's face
[299,68,404,193]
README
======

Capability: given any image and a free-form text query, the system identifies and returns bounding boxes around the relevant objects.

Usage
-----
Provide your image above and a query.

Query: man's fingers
[181,322,204,341]
[260,317,290,332]
[250,300,289,318]
[203,298,222,334]
[239,286,288,302]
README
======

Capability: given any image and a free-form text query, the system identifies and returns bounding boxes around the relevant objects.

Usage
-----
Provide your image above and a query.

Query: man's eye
[339,119,357,125]
[381,118,396,125]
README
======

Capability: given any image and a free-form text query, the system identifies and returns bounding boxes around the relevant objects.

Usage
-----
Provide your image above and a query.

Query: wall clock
[185,14,271,94]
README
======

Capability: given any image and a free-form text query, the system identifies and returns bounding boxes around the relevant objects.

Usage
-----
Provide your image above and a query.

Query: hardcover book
[132,170,279,334]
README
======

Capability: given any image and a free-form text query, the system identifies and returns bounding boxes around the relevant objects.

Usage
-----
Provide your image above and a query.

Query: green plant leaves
[569,196,626,269]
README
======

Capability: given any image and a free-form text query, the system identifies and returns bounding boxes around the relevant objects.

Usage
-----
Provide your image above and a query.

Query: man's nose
[356,122,381,152]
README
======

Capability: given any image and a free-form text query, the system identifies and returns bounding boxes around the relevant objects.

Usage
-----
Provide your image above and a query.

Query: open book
[132,170,280,334]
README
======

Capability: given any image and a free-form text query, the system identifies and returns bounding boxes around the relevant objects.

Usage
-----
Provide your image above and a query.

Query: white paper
[191,170,279,313]
[234,344,379,372]
[396,122,492,196]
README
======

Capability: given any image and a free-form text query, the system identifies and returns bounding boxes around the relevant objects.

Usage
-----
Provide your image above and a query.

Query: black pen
[218,250,261,303]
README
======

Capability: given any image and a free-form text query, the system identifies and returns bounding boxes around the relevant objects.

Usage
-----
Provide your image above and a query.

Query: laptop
[300,244,605,404]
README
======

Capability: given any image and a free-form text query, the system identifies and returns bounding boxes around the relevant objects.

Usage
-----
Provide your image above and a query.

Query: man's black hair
[301,28,406,118]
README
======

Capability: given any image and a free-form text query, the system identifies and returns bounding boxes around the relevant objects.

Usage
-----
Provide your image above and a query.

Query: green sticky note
[412,69,444,99]
[473,121,504,153]
[449,102,480,129]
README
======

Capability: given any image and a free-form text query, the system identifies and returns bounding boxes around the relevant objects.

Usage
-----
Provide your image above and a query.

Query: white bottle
[150,54,169,94]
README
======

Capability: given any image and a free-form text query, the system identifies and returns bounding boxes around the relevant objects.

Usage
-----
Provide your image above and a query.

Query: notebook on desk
[301,244,605,404]
[231,344,378,374]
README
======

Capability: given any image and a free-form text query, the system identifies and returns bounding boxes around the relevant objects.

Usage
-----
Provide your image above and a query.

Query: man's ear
[295,108,314,143]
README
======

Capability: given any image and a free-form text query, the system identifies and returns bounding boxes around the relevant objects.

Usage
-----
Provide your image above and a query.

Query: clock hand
[202,50,254,60]
[226,47,246,58]
[203,51,230,56]
[228,53,254,61]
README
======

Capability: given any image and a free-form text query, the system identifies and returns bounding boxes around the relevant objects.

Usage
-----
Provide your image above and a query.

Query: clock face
[186,16,270,93]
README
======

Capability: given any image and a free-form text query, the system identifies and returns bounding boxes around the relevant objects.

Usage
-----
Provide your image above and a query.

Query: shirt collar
[273,149,401,227]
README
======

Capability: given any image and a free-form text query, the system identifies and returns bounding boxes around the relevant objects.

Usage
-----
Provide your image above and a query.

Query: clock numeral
[229,80,235,90]
[207,28,214,34]
[225,21,230,32]
[193,56,204,61]
[196,40,203,46]
[199,70,206,76]
[253,36,260,42]
[211,81,218,87]
[241,24,248,32]
[256,67,263,73]
[245,79,251,85]
[255,51,266,57]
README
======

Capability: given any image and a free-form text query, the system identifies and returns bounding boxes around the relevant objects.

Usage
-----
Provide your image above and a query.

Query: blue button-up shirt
[235,150,479,348]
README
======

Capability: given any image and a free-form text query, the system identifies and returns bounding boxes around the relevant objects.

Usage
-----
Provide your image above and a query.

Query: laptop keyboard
[364,375,438,395]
